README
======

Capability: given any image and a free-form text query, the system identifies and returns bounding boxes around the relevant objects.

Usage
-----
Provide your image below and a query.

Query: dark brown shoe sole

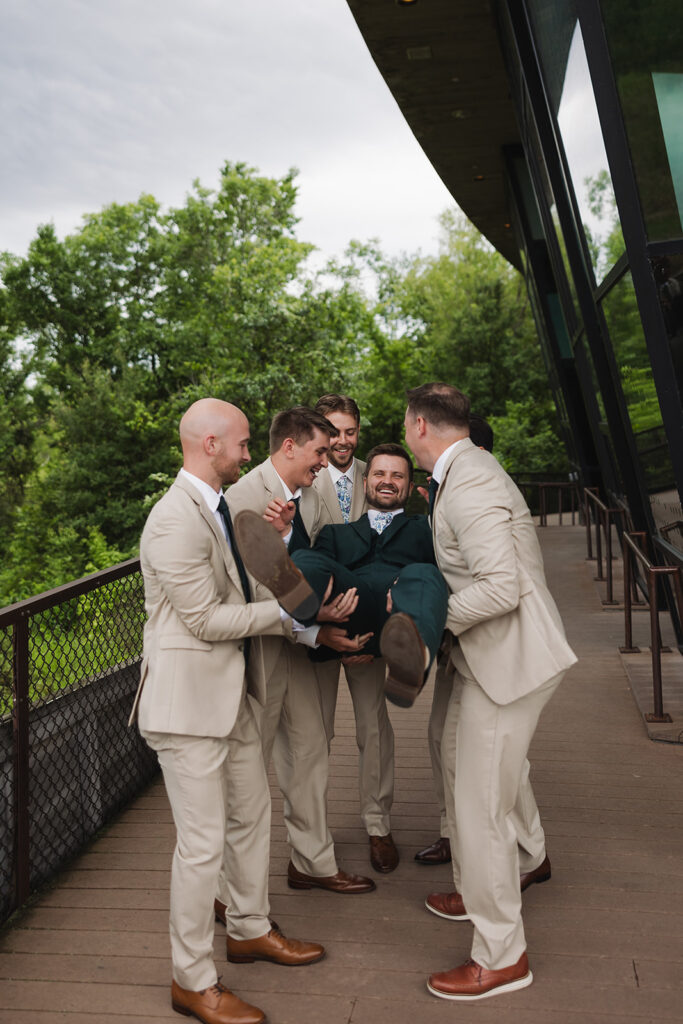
[227,949,326,966]
[380,613,427,708]
[233,509,319,620]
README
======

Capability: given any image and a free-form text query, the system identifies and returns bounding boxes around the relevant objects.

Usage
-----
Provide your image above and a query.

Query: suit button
[238,643,244,652]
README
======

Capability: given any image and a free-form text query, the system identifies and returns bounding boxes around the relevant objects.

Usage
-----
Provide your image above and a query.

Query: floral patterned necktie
[336,474,352,524]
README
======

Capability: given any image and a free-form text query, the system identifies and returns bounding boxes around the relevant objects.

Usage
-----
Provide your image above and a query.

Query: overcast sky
[0,0,455,265]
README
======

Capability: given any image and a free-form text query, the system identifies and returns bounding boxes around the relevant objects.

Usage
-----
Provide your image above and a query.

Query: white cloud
[0,0,454,259]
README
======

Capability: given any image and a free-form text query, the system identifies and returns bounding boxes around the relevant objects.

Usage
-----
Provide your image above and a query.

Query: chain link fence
[0,559,158,925]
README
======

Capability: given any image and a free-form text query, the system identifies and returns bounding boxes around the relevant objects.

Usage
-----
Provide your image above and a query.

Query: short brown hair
[406,382,470,430]
[364,443,414,483]
[469,413,494,452]
[269,406,338,454]
[314,393,360,424]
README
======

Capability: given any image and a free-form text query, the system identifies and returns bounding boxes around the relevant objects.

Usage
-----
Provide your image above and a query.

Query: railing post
[645,570,669,723]
[602,508,617,605]
[12,613,31,909]
[539,485,547,527]
[585,489,594,560]
[619,535,639,653]
[594,503,604,581]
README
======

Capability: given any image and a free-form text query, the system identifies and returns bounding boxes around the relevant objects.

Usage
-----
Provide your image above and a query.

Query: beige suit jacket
[129,472,284,736]
[227,458,324,679]
[307,458,368,527]
[433,439,577,705]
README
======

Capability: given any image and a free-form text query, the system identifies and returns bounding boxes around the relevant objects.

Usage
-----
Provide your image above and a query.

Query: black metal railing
[515,478,582,525]
[620,533,683,723]
[0,559,157,925]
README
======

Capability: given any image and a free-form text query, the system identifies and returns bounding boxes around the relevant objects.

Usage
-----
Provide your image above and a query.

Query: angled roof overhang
[346,0,522,268]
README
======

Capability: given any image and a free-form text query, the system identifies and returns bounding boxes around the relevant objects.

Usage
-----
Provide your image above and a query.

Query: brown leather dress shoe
[369,834,399,873]
[226,928,325,965]
[520,854,551,892]
[232,509,319,620]
[380,613,428,707]
[213,899,279,935]
[425,890,469,921]
[171,979,265,1024]
[415,837,451,865]
[287,861,376,893]
[427,952,533,1001]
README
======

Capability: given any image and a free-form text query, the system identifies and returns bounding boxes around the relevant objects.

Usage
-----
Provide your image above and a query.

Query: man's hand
[342,654,375,665]
[316,576,359,623]
[263,497,296,535]
[317,626,373,653]
[416,475,432,506]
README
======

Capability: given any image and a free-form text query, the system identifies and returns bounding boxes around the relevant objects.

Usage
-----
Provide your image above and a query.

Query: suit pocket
[159,635,212,651]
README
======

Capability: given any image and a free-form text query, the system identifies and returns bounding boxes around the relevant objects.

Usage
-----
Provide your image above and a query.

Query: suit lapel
[433,438,475,521]
[174,474,244,596]
[315,468,344,525]
[350,458,368,521]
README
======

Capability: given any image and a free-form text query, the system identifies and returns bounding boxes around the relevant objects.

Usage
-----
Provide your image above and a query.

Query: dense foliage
[0,162,565,604]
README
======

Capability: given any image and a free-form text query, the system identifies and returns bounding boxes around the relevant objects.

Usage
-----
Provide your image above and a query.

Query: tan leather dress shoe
[171,979,265,1024]
[233,510,318,619]
[227,928,325,965]
[287,861,376,893]
[369,834,399,873]
[425,890,469,921]
[427,952,533,1000]
[520,854,551,891]
[380,613,428,707]
[415,837,451,865]
[213,899,279,935]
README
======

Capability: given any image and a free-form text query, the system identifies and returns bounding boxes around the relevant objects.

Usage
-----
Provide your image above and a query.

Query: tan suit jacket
[226,457,322,676]
[129,472,284,737]
[306,458,368,527]
[433,439,577,705]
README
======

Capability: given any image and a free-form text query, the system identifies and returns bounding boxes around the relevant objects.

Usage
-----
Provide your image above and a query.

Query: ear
[407,480,414,495]
[204,433,217,456]
[363,475,368,494]
[416,415,428,437]
[282,437,296,458]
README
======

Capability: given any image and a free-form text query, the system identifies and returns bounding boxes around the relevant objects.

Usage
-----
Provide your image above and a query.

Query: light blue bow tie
[373,511,394,535]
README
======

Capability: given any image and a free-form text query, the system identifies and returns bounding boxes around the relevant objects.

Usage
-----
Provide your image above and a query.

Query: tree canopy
[0,161,565,603]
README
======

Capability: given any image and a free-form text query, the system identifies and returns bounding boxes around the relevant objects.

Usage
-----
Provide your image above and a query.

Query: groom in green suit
[236,443,449,707]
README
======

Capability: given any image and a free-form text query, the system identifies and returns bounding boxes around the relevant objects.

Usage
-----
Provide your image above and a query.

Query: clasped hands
[316,577,374,658]
[262,499,373,659]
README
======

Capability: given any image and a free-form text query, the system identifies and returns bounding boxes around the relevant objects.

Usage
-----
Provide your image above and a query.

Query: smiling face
[212,409,251,486]
[364,454,412,510]
[325,411,359,472]
[286,427,331,489]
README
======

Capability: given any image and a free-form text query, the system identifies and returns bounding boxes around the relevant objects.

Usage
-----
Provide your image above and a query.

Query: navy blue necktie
[428,477,440,516]
[290,495,310,549]
[217,495,251,665]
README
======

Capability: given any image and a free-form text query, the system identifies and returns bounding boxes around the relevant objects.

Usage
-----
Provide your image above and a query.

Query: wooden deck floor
[2,525,683,1023]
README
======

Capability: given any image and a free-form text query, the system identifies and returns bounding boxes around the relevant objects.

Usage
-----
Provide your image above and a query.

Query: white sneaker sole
[427,970,533,1000]
[424,897,470,922]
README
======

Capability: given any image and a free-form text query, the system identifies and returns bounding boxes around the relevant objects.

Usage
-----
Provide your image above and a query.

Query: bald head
[180,398,251,491]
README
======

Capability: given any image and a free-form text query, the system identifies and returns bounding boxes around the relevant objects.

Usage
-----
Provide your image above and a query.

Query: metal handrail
[620,532,683,723]
[583,488,625,605]
[515,479,581,526]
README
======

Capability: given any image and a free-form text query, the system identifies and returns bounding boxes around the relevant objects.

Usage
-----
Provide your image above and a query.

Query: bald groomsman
[130,399,324,1024]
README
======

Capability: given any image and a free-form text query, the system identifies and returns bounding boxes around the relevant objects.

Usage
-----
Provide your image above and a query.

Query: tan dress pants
[260,642,338,877]
[315,658,394,836]
[443,646,563,969]
[142,695,271,991]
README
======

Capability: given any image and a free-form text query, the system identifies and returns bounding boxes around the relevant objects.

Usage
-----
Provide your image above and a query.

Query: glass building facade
[498,0,683,551]
[348,0,683,558]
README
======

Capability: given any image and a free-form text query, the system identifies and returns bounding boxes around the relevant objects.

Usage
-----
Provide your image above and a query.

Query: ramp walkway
[1,525,682,1024]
